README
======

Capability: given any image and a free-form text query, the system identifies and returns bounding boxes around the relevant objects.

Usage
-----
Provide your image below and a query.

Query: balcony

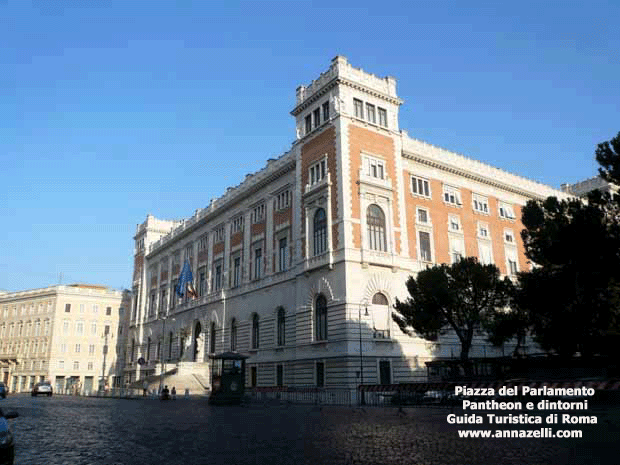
[305,251,331,272]
[372,329,391,340]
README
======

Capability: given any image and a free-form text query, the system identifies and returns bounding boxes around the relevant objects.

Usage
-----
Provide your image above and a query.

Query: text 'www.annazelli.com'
[457,429,583,438]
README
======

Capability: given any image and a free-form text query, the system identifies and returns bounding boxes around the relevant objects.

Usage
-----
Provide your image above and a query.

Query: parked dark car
[0,384,6,399]
[0,407,18,465]
[31,382,53,397]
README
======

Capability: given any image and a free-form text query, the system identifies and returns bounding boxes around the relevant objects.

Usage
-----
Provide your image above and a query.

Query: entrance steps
[131,361,211,395]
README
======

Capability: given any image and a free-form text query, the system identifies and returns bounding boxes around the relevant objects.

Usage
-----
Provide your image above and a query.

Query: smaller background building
[0,284,129,394]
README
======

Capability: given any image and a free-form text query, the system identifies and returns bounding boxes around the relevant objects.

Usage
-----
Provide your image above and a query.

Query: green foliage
[393,257,513,362]
[596,131,620,185]
[516,131,620,357]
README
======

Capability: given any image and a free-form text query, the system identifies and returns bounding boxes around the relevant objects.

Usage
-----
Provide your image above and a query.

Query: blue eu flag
[176,260,197,298]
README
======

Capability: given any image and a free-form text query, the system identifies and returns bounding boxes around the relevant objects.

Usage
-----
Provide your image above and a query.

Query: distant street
[2,395,618,464]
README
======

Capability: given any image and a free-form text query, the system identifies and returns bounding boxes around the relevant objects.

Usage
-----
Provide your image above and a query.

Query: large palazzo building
[0,284,128,393]
[127,56,568,389]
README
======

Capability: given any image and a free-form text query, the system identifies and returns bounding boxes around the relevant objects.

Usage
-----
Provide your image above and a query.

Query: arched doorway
[193,322,203,362]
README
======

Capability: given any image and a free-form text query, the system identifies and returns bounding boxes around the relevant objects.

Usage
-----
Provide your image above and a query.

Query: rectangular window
[76,321,84,335]
[73,361,79,370]
[231,216,244,234]
[449,215,461,232]
[88,362,93,371]
[417,208,429,224]
[443,185,462,206]
[472,194,489,214]
[254,248,262,280]
[276,364,283,387]
[354,98,364,119]
[63,320,69,335]
[198,235,208,251]
[61,343,67,353]
[170,281,176,309]
[508,259,518,275]
[104,325,110,336]
[160,289,167,313]
[199,272,206,296]
[279,237,288,272]
[322,101,329,121]
[313,107,321,128]
[79,304,85,313]
[252,203,265,223]
[478,223,489,238]
[411,175,431,198]
[75,344,81,353]
[419,231,432,262]
[305,114,312,134]
[378,107,387,127]
[93,304,98,314]
[479,241,493,265]
[214,226,225,243]
[316,362,325,388]
[233,257,241,288]
[366,103,376,124]
[276,190,290,210]
[251,366,257,387]
[65,304,71,313]
[106,306,112,316]
[498,202,516,219]
[366,156,385,179]
[214,262,222,291]
[89,344,95,355]
[58,360,64,370]
[379,361,391,385]
[504,229,515,243]
[309,159,327,186]
[91,322,97,335]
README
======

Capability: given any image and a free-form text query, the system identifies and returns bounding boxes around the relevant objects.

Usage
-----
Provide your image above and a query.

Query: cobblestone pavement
[1,395,617,465]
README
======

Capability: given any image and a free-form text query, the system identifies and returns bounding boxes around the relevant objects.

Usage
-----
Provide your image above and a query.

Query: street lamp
[101,330,113,392]
[359,299,369,406]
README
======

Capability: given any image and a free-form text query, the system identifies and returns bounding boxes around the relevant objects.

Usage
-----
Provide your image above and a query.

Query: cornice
[290,77,403,116]
[0,285,122,302]
[338,77,403,106]
[402,151,558,201]
[147,157,296,258]
[291,78,338,116]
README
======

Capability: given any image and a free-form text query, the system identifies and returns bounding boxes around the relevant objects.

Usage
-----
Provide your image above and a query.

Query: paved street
[1,395,618,465]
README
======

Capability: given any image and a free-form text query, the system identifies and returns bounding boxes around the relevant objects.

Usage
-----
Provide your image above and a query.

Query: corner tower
[291,56,406,270]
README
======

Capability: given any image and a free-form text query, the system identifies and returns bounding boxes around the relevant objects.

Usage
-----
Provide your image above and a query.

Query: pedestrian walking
[142,380,148,397]
[171,386,176,400]
[184,388,190,399]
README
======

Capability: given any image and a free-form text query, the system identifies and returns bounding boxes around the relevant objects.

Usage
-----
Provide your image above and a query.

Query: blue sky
[1,0,618,291]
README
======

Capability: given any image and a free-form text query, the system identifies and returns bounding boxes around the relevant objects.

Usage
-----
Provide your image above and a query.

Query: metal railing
[245,386,456,407]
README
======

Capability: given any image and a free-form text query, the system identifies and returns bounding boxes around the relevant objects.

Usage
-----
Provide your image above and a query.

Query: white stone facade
[127,56,570,389]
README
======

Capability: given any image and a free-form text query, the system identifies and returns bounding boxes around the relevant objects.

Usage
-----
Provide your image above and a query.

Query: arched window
[131,339,135,361]
[209,322,216,354]
[313,208,327,256]
[230,318,237,351]
[372,293,389,305]
[252,314,260,349]
[366,204,387,251]
[277,307,285,347]
[315,294,328,341]
[147,337,151,361]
